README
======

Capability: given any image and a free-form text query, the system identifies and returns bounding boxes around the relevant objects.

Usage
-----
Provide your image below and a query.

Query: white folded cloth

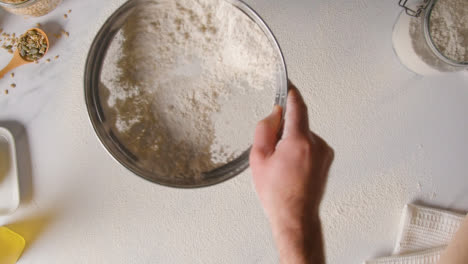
[365,204,466,264]
[365,247,444,264]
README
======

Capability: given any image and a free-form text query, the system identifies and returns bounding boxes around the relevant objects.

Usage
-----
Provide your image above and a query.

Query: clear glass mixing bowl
[84,0,288,188]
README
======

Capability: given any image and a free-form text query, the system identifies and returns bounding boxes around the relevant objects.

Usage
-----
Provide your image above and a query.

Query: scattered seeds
[54,55,59,60]
[10,73,14,78]
[64,32,70,37]
[36,23,41,27]
[63,14,68,19]
[17,29,48,61]
[10,83,16,88]
[46,58,51,63]
[5,90,8,95]
[68,9,72,13]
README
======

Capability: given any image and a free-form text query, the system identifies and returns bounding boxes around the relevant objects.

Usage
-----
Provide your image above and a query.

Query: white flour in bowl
[100,0,280,180]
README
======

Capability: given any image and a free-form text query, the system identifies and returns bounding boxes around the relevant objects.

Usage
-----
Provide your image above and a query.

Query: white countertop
[0,0,467,263]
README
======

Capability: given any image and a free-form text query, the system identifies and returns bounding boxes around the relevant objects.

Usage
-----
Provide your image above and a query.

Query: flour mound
[100,0,280,180]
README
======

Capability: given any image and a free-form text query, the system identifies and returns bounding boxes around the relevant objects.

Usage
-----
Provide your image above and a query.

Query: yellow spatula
[0,226,25,264]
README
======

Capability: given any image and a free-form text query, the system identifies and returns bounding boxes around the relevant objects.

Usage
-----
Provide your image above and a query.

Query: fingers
[309,131,334,158]
[283,82,310,138]
[251,105,283,161]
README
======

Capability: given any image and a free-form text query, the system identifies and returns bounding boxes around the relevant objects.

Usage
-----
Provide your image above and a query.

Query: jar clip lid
[398,0,431,17]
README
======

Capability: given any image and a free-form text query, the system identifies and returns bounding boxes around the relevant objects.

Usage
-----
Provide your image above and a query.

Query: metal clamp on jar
[393,0,468,75]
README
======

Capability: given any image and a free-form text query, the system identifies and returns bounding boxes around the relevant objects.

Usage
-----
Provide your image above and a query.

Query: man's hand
[250,83,334,264]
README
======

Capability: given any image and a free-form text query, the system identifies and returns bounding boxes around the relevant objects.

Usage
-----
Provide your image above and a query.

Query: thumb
[251,105,283,161]
[283,83,309,138]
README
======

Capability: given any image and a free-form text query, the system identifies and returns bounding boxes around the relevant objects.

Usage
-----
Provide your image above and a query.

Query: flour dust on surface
[99,0,280,181]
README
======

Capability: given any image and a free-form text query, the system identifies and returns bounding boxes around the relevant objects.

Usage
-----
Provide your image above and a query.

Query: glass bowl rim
[84,0,288,188]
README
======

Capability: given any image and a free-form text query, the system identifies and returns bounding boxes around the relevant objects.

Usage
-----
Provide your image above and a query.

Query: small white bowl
[0,127,19,215]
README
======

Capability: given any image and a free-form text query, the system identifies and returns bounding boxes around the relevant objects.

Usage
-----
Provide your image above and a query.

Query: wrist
[268,202,320,234]
[270,213,324,264]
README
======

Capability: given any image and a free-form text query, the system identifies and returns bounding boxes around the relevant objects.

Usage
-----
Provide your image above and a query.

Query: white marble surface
[0,0,467,263]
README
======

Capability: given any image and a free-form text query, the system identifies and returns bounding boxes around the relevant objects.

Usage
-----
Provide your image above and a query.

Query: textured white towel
[394,204,465,254]
[365,247,444,264]
[365,204,466,264]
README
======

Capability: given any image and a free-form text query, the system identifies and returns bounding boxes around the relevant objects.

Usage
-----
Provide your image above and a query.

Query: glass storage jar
[393,0,468,75]
[0,0,62,17]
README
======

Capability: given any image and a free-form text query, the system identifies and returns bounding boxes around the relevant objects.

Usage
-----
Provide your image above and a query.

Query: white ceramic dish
[0,127,20,215]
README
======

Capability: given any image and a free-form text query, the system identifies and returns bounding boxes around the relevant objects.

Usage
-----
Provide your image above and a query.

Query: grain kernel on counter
[5,90,8,95]
[54,55,59,60]
[68,9,72,13]
[46,58,51,63]
[10,83,16,88]
[36,23,41,27]
[63,14,68,19]
[64,32,70,37]
[10,73,14,78]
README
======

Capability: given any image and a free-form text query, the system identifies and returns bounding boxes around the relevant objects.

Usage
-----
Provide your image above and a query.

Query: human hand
[250,82,334,263]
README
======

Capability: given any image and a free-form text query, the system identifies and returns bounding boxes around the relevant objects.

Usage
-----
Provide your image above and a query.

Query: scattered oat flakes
[10,83,16,88]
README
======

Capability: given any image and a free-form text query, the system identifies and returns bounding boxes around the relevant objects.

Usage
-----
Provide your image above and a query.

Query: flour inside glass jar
[100,0,280,180]
[0,0,62,17]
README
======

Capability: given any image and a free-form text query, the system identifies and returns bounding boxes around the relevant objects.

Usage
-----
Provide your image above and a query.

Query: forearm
[271,215,325,264]
[438,215,468,264]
